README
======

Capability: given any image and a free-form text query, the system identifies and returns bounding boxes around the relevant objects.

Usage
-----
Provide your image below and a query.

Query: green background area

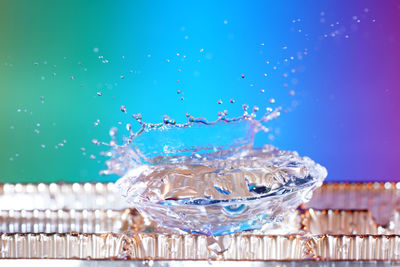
[0,1,149,183]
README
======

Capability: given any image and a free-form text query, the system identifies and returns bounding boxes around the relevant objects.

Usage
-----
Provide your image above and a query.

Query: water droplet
[260,89,265,93]
[33,62,39,66]
[163,116,176,125]
[92,139,99,145]
[263,73,268,77]
[120,105,127,113]
[80,147,86,152]
[269,98,276,104]
[241,74,245,79]
[229,99,235,103]
[166,59,170,63]
[132,113,142,121]
[97,92,102,96]
[90,154,96,159]
[289,90,296,96]
[126,123,132,131]
[109,127,118,137]
[180,96,184,100]
[177,90,181,94]
[217,100,223,104]
[41,144,46,148]
[71,76,75,80]
[120,75,125,79]
[94,119,100,126]
[93,47,99,53]
[242,104,249,111]
[200,48,204,52]
[34,129,40,134]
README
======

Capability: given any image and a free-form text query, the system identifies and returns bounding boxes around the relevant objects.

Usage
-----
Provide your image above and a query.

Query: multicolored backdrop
[1,0,399,183]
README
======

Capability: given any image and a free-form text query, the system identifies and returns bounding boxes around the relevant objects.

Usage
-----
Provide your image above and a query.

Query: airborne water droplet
[229,99,235,103]
[217,100,223,104]
[97,92,102,96]
[241,74,245,79]
[120,105,127,113]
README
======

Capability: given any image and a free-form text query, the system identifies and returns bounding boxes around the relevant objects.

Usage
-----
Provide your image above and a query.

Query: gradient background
[0,0,399,183]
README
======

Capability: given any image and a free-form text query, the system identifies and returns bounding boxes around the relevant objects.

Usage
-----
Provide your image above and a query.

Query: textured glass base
[1,182,400,261]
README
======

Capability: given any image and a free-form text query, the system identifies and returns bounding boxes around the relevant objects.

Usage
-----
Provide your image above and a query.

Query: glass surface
[1,182,400,261]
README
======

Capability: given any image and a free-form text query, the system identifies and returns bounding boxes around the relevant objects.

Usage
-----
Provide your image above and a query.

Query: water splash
[102,106,327,236]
